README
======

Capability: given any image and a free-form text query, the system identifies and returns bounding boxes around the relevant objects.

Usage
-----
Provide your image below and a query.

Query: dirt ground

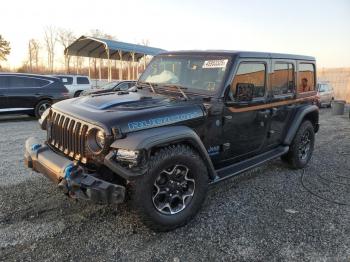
[0,107,349,261]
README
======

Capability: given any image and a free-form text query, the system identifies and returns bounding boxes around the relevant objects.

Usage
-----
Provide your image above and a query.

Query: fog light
[116,149,139,164]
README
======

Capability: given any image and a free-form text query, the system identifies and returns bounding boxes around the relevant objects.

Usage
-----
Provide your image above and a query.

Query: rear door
[0,75,10,109]
[265,59,296,148]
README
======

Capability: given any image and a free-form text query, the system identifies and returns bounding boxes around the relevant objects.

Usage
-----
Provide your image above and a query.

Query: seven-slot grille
[48,111,89,163]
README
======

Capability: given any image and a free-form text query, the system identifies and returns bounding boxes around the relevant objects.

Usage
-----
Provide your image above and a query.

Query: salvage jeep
[25,51,319,231]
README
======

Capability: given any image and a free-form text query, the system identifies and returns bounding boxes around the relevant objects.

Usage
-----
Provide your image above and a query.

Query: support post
[131,52,135,80]
[143,54,146,70]
[128,58,131,80]
[107,48,111,82]
[99,58,102,81]
[88,57,91,78]
[118,50,123,80]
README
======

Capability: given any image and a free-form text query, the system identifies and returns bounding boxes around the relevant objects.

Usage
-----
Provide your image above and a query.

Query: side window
[272,63,294,96]
[229,62,266,101]
[77,77,90,84]
[9,76,30,87]
[34,78,50,87]
[115,83,129,91]
[58,76,73,85]
[298,63,315,93]
[128,82,136,88]
[8,76,49,88]
[0,76,10,88]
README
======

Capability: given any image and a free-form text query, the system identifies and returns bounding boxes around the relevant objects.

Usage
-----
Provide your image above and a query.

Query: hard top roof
[160,50,315,61]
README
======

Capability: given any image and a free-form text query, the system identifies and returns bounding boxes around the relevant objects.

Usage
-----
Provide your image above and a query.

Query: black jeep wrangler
[25,51,319,231]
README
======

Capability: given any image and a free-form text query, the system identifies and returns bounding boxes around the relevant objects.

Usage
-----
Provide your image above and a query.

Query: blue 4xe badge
[128,111,202,131]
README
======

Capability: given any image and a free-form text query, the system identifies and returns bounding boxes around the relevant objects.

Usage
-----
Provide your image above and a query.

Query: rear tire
[282,120,315,169]
[130,145,208,231]
[34,100,51,118]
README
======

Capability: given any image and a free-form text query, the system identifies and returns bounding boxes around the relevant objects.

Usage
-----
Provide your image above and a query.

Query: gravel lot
[1,108,350,261]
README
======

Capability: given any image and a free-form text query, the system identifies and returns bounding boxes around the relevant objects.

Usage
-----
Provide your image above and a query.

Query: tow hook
[57,163,125,204]
[58,163,82,195]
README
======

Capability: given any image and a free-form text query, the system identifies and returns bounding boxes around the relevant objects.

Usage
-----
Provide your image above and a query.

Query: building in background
[318,68,350,102]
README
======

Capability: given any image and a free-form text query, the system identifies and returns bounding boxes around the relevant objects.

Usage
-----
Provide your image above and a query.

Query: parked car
[54,75,92,97]
[80,80,136,96]
[0,73,69,117]
[25,51,319,231]
[316,82,334,107]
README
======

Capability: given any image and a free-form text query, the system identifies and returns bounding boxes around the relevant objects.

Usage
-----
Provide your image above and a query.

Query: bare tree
[57,28,76,73]
[28,39,40,72]
[140,39,150,46]
[0,35,11,68]
[44,26,58,73]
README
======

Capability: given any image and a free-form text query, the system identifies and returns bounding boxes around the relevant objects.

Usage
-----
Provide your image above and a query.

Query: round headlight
[96,130,105,148]
[87,128,106,154]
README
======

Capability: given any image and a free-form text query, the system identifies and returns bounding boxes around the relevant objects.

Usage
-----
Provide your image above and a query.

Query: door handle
[271,107,278,116]
[257,110,269,120]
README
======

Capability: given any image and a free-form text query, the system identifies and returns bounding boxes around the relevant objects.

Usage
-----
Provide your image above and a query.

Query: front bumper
[24,137,125,204]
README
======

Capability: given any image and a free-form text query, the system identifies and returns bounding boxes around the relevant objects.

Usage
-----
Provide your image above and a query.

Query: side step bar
[210,146,289,184]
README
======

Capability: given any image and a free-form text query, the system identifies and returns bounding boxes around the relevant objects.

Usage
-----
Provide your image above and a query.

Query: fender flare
[283,105,319,145]
[108,126,217,180]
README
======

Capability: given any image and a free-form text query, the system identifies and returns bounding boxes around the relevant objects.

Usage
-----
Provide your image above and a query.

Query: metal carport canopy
[65,35,166,61]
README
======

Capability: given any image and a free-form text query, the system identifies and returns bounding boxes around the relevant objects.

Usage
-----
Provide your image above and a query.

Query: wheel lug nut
[170,194,172,196]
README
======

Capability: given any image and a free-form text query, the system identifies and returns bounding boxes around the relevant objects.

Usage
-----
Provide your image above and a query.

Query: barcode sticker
[203,59,228,68]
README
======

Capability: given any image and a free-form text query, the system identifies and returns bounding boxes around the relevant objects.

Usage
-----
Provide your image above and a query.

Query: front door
[221,60,271,164]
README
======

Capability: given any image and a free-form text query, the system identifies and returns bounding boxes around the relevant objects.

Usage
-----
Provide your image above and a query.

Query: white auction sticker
[202,59,228,68]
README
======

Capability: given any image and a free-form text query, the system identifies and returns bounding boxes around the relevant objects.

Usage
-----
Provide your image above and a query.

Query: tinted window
[272,63,294,96]
[77,77,90,84]
[318,84,327,92]
[115,82,129,91]
[0,76,10,88]
[57,76,73,85]
[298,63,315,93]
[229,62,266,101]
[8,76,50,88]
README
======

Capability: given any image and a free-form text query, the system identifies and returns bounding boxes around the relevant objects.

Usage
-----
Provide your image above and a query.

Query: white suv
[54,75,92,97]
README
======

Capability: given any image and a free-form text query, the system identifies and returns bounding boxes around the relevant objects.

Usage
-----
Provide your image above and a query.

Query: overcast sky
[1,0,349,68]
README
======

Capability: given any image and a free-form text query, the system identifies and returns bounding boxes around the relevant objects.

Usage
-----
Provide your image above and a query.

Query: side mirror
[235,83,254,102]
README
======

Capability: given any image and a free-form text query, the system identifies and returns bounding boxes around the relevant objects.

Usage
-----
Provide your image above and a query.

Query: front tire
[282,120,315,169]
[130,145,208,231]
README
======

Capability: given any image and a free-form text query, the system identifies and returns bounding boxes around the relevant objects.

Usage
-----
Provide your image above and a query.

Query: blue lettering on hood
[128,111,202,131]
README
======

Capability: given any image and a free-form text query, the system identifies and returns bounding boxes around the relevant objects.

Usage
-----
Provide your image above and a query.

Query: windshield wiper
[161,84,189,100]
[137,81,157,94]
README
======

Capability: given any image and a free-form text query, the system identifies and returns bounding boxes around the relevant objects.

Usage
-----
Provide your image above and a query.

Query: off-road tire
[130,145,208,231]
[34,99,51,118]
[282,120,315,169]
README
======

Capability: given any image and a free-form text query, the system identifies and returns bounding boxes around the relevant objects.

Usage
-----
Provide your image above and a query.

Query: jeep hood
[51,91,205,135]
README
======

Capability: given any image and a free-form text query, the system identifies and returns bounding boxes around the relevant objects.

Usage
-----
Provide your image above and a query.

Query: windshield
[139,55,230,94]
[99,81,119,90]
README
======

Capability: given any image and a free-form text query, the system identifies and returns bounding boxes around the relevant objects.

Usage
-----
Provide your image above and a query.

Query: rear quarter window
[298,63,315,93]
[77,77,90,84]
